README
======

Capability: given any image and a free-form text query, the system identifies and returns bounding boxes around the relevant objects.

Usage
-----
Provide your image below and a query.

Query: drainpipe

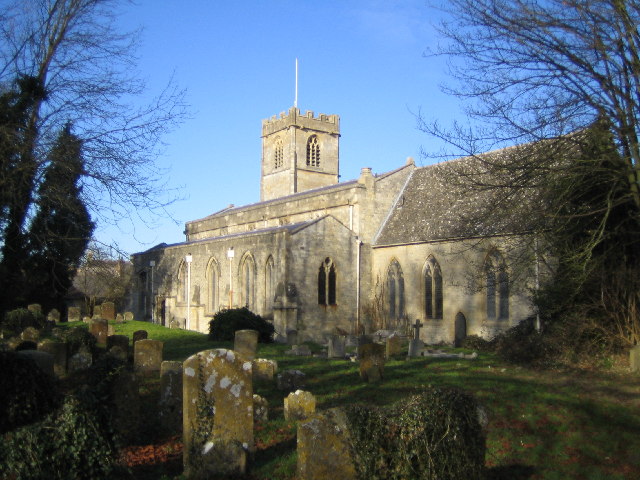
[356,237,362,334]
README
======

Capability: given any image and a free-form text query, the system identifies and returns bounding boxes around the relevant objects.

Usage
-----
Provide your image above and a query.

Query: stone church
[129,106,538,344]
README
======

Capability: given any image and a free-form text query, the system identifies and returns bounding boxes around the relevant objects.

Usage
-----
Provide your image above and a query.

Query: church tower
[260,107,340,201]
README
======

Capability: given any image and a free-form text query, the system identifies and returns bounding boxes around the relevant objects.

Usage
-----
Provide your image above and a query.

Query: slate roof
[375,152,544,245]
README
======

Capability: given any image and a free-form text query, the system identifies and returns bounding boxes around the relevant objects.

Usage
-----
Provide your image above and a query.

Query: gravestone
[107,335,129,357]
[297,408,357,480]
[408,339,425,358]
[159,361,183,433]
[234,329,259,361]
[284,390,316,421]
[133,330,148,344]
[327,335,346,359]
[286,344,312,356]
[182,349,253,477]
[277,369,306,391]
[92,304,102,319]
[17,350,54,377]
[124,311,134,322]
[27,304,42,315]
[21,327,40,342]
[112,371,140,442]
[287,329,298,346]
[47,308,60,323]
[68,350,92,372]
[357,335,373,347]
[107,345,127,362]
[101,302,116,321]
[385,335,403,358]
[115,313,124,324]
[252,358,277,382]
[253,394,269,422]
[358,343,385,382]
[82,316,91,324]
[134,339,163,376]
[90,318,109,345]
[67,306,81,322]
[630,345,640,373]
[38,340,67,376]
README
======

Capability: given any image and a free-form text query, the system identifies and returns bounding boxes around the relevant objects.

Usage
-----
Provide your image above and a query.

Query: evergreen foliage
[1,307,46,333]
[208,307,275,343]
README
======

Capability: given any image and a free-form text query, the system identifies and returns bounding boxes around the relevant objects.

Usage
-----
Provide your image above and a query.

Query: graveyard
[1,311,640,480]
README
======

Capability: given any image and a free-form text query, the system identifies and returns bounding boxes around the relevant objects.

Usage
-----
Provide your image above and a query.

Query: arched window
[424,256,443,319]
[306,135,320,167]
[318,257,336,306]
[265,256,275,311]
[177,261,186,303]
[274,137,283,169]
[240,254,256,310]
[206,257,220,313]
[387,259,405,322]
[485,250,509,320]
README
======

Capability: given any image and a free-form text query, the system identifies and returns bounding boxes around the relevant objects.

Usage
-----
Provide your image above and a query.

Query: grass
[61,321,640,479]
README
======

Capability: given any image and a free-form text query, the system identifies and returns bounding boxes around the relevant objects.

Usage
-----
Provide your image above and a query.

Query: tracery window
[240,254,256,310]
[206,257,220,313]
[387,259,405,321]
[318,257,336,306]
[274,137,283,169]
[306,135,320,167]
[424,256,443,319]
[485,250,509,320]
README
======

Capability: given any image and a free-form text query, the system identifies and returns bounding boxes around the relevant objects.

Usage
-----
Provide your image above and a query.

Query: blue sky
[101,1,464,256]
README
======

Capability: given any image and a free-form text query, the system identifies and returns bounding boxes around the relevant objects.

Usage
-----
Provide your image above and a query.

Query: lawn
[68,321,640,479]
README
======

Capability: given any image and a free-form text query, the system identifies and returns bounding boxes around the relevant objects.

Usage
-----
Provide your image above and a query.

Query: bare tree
[422,0,640,347]
[0,0,187,230]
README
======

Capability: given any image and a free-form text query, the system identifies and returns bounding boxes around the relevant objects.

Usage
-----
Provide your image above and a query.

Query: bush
[62,325,97,356]
[0,352,62,434]
[208,307,274,343]
[460,334,493,352]
[0,396,126,479]
[345,387,486,480]
[2,307,46,333]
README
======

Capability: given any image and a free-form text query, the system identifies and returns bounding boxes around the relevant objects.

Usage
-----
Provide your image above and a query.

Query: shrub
[208,307,274,343]
[460,334,493,352]
[492,317,555,366]
[345,387,486,480]
[0,351,61,434]
[2,307,46,333]
[62,325,97,356]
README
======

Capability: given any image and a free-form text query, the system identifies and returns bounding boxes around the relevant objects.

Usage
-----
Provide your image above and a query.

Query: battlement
[262,106,340,136]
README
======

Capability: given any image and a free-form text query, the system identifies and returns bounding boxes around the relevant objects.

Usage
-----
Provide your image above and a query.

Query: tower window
[318,257,336,306]
[274,137,283,169]
[306,135,320,167]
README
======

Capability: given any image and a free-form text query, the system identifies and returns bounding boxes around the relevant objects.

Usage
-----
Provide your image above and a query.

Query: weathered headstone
[89,318,109,345]
[630,345,640,373]
[82,316,92,324]
[68,351,93,373]
[134,339,163,376]
[286,344,312,356]
[297,408,357,480]
[284,390,316,421]
[17,350,54,377]
[107,345,128,362]
[27,304,42,315]
[47,308,60,323]
[133,329,148,344]
[287,329,298,346]
[107,334,129,357]
[327,335,346,358]
[358,343,385,382]
[385,335,403,358]
[67,306,81,322]
[277,369,306,391]
[234,329,259,361]
[182,349,253,477]
[38,340,67,376]
[124,311,134,322]
[101,302,116,321]
[21,327,40,342]
[92,304,102,319]
[115,313,124,324]
[159,361,183,433]
[408,339,425,358]
[253,394,269,422]
[252,358,277,382]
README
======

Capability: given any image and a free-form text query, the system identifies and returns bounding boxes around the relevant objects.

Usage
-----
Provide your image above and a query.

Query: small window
[306,135,320,167]
[241,254,256,310]
[424,256,443,319]
[206,258,220,313]
[318,257,336,306]
[387,259,405,321]
[485,250,509,321]
[265,256,275,311]
[274,137,283,169]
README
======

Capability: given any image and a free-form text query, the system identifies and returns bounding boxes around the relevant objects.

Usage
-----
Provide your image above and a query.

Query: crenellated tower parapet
[260,106,340,202]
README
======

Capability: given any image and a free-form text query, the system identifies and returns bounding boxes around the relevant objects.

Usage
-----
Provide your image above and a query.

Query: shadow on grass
[485,464,537,479]
[252,436,297,473]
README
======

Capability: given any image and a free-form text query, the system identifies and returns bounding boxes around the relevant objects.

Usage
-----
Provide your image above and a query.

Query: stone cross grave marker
[413,319,423,340]
[234,329,259,361]
[182,349,253,477]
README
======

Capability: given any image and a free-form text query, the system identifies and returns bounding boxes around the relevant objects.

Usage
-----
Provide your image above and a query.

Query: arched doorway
[454,312,467,347]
